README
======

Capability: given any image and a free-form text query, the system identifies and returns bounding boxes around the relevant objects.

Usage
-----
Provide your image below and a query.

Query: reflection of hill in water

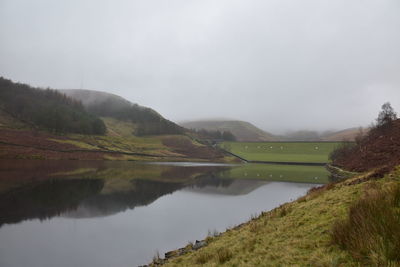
[64,176,247,218]
[0,173,256,225]
[0,179,104,227]
[63,179,184,218]
[185,177,268,195]
[0,161,323,226]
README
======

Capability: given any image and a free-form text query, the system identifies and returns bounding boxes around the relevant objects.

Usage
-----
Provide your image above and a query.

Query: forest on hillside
[0,77,106,135]
[64,90,184,136]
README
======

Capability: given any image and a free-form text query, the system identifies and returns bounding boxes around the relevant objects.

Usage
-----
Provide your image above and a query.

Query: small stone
[193,240,207,250]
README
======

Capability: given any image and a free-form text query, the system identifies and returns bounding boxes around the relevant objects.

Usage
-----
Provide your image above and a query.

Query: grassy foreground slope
[162,168,400,266]
[221,142,339,163]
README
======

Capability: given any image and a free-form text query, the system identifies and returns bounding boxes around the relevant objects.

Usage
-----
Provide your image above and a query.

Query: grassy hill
[321,127,364,141]
[0,78,230,162]
[278,130,321,141]
[180,120,276,142]
[277,128,365,142]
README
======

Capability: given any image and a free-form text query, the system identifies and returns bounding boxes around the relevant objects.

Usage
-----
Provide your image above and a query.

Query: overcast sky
[1,0,399,133]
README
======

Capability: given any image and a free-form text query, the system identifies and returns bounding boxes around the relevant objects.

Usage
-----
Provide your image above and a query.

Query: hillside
[0,77,106,135]
[0,78,230,162]
[277,128,364,142]
[332,119,400,172]
[180,120,276,142]
[321,127,364,141]
[60,89,184,136]
[278,130,321,141]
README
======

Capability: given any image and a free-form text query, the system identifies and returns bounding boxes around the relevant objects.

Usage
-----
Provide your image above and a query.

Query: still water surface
[0,160,327,267]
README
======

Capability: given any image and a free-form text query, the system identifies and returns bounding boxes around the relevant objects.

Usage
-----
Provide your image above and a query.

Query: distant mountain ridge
[60,89,184,136]
[180,120,276,142]
[321,127,364,141]
[277,128,364,142]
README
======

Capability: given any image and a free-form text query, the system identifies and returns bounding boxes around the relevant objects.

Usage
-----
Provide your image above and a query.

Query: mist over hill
[0,77,106,135]
[60,89,184,136]
[278,128,364,142]
[180,120,276,142]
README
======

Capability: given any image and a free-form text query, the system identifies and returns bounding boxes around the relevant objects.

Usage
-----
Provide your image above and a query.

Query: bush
[329,142,355,163]
[331,182,400,265]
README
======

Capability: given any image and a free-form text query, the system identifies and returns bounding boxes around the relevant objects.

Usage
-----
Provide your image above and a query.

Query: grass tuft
[216,247,233,264]
[331,182,400,266]
[195,251,212,264]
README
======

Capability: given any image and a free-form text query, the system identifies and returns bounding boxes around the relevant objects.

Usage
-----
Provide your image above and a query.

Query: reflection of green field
[221,142,340,163]
[220,164,330,184]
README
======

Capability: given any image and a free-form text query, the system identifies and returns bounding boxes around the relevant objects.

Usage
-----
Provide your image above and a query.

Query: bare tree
[376,102,397,128]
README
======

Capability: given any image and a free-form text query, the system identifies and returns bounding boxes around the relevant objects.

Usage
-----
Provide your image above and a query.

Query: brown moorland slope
[0,128,227,162]
[332,119,400,172]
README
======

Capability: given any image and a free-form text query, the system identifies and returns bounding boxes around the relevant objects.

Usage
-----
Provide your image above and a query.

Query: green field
[221,142,341,163]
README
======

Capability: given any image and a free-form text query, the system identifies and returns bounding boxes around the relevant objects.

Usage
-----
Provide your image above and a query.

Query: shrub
[329,142,355,163]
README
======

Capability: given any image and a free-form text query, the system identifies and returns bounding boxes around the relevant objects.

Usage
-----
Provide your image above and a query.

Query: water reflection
[0,179,104,226]
[185,177,268,195]
[0,160,331,226]
[0,160,327,267]
[64,179,191,218]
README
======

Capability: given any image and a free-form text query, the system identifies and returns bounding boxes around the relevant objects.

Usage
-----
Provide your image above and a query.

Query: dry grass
[331,181,400,266]
[216,247,233,264]
[195,252,213,264]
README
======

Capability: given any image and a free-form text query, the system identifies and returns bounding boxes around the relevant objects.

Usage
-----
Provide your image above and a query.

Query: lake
[0,160,329,267]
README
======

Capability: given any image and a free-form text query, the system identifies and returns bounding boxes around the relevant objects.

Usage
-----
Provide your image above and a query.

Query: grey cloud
[1,0,399,133]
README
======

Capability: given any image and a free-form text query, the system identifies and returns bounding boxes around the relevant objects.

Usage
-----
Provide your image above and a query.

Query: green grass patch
[221,141,340,163]
[67,134,166,155]
[50,139,99,150]
[101,117,138,137]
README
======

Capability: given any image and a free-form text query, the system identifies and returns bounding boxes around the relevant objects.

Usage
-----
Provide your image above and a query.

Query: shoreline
[145,182,329,266]
[146,167,397,266]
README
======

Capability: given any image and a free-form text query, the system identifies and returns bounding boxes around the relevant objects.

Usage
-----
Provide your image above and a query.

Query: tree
[222,131,236,141]
[376,102,397,128]
[0,77,106,135]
